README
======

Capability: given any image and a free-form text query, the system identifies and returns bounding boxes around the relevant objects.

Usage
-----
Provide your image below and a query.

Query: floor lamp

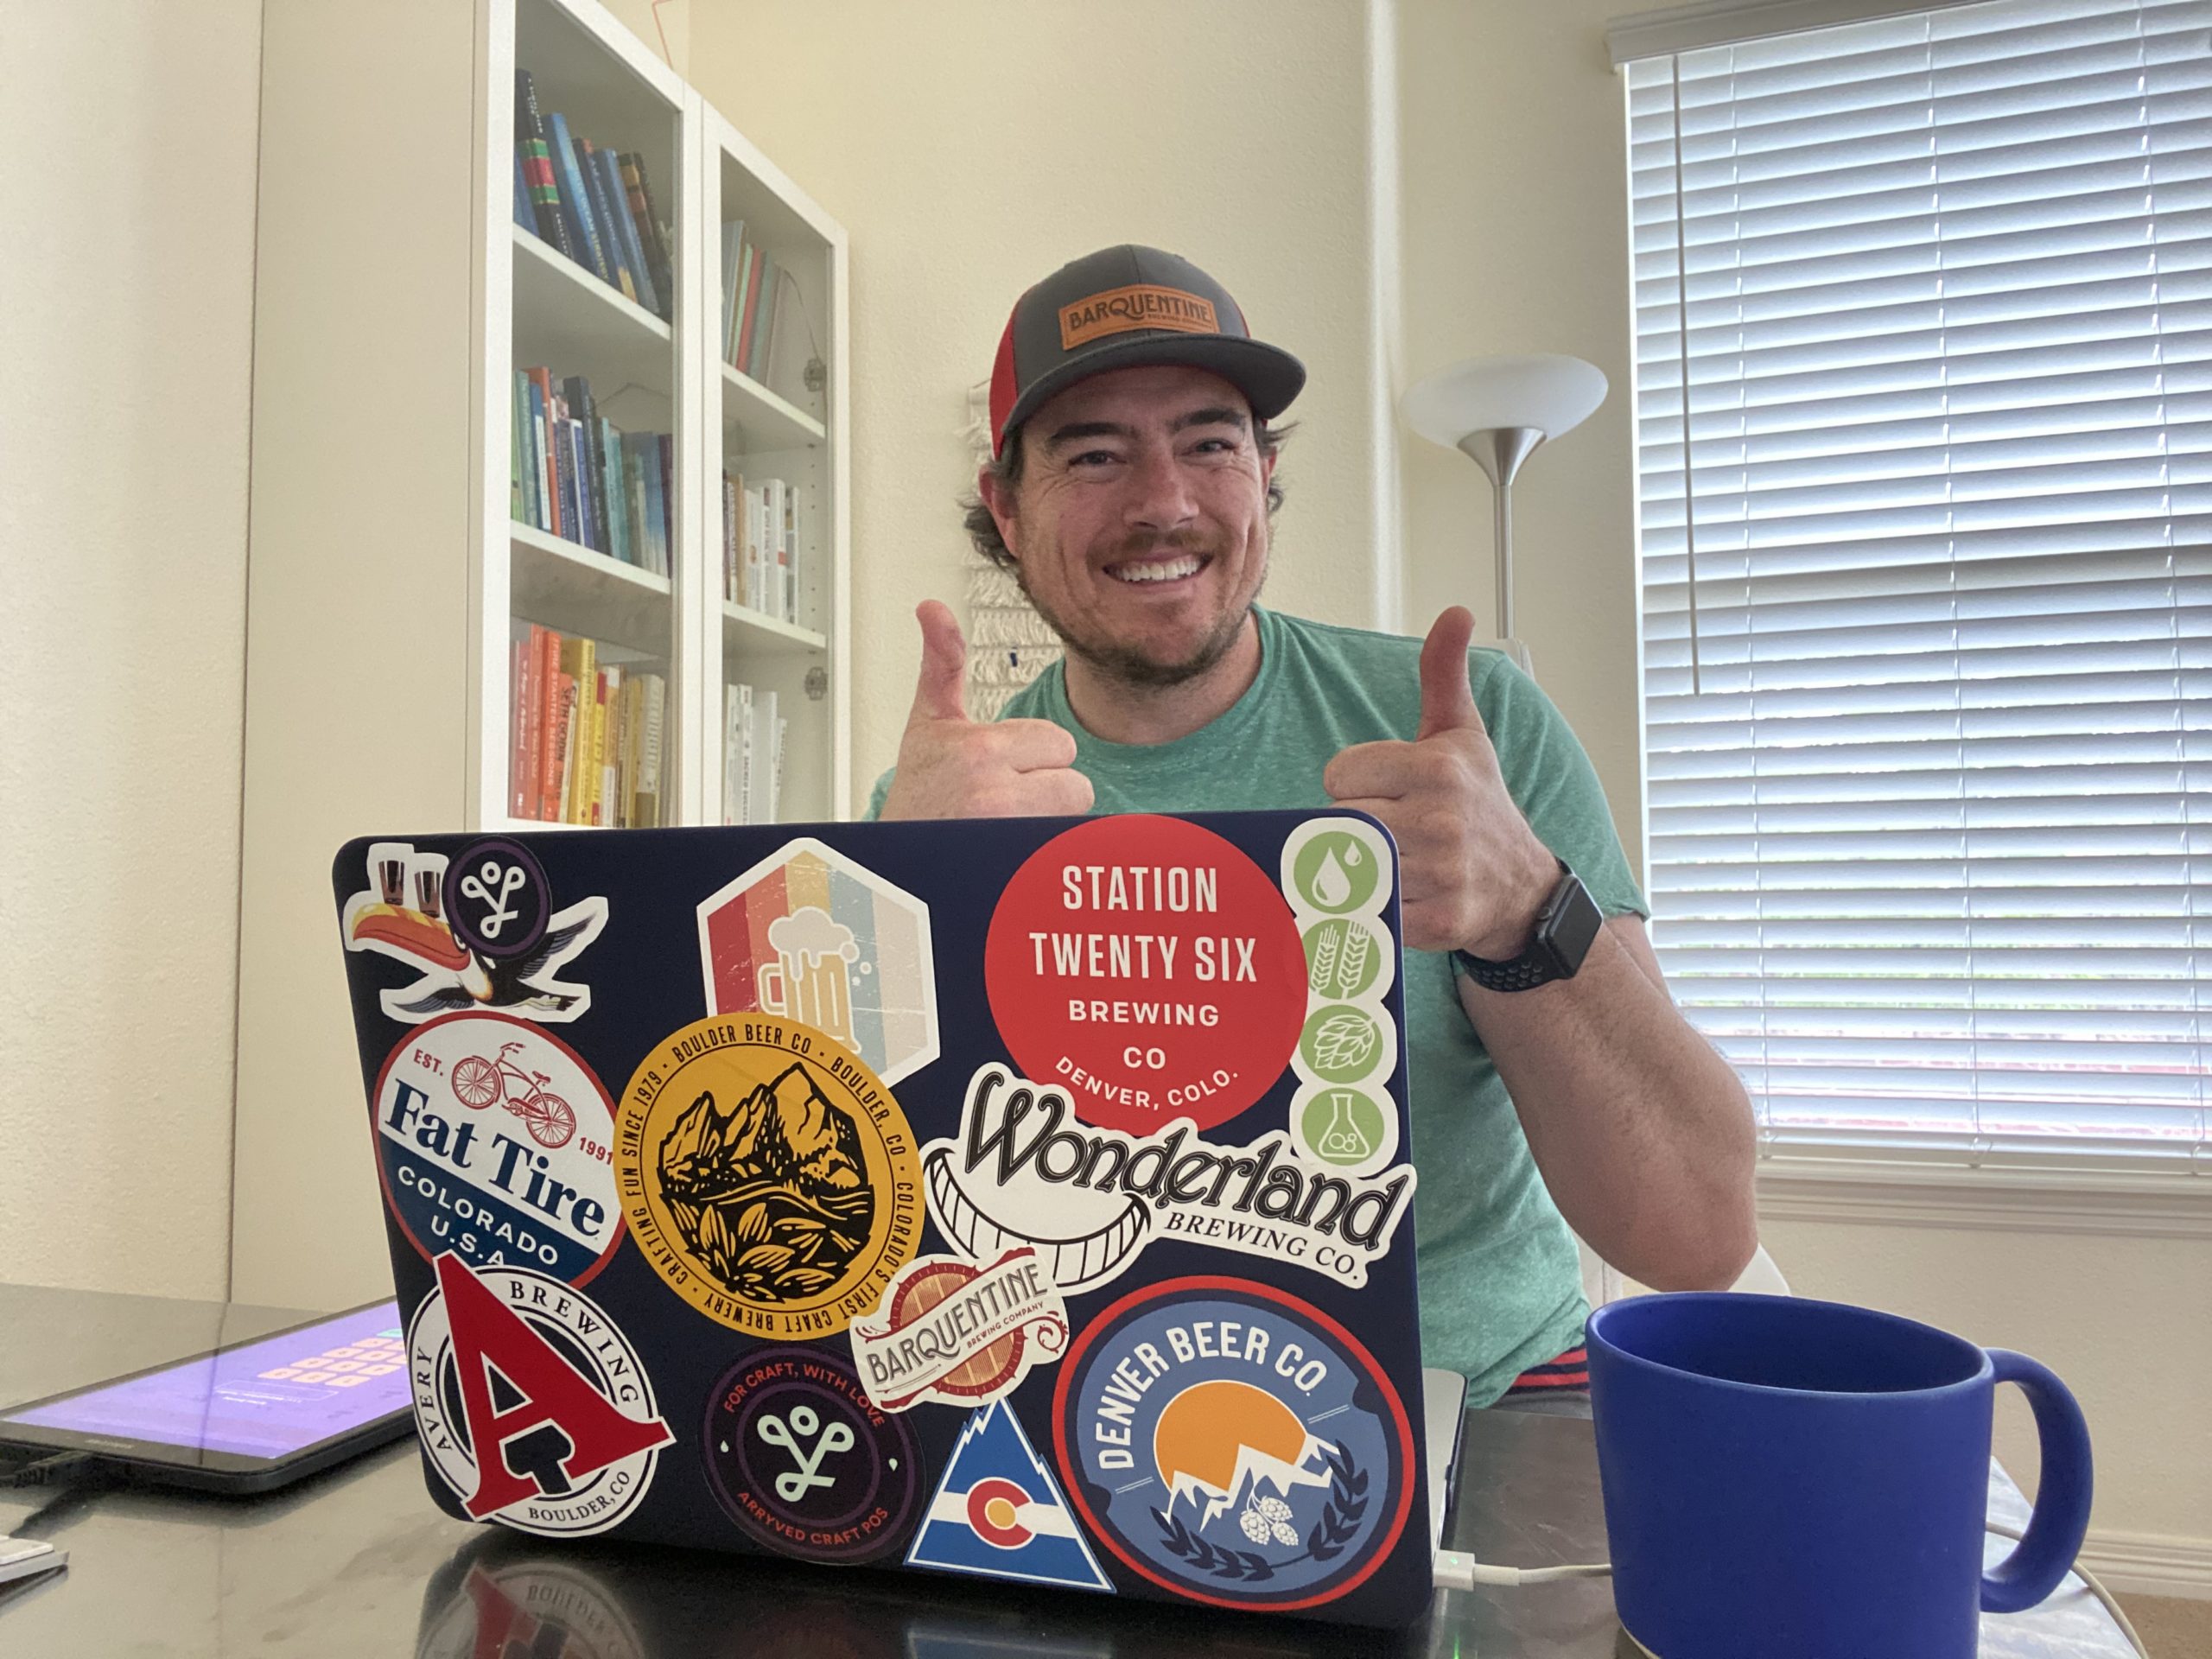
[1400,354,1608,641]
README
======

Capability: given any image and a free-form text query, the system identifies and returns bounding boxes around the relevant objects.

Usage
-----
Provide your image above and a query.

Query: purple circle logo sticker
[704,1346,925,1563]
[1052,1277,1414,1612]
[443,837,551,962]
[372,1012,622,1285]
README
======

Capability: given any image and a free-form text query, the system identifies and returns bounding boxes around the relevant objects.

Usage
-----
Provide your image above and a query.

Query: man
[869,245,1756,1408]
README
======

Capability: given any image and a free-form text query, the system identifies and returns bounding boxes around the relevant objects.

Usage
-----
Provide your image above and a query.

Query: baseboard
[2079,1528,2212,1600]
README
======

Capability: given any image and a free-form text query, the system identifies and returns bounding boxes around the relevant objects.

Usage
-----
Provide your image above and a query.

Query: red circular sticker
[983,816,1306,1133]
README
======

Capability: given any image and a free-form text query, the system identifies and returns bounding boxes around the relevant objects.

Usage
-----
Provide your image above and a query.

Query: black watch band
[1452,861,1603,992]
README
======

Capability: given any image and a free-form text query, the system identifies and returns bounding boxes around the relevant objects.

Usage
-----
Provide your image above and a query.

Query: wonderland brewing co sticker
[1052,1276,1414,1611]
[615,1014,922,1338]
[408,1253,672,1536]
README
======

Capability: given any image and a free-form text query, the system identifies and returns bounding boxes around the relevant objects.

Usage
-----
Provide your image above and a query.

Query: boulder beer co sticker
[703,1345,924,1563]
[983,817,1306,1135]
[372,1012,622,1285]
[615,1014,922,1338]
[1052,1277,1414,1612]
[408,1253,672,1537]
[849,1247,1068,1412]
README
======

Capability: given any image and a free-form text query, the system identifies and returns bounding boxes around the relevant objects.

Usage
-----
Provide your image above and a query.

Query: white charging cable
[1435,1527,2149,1659]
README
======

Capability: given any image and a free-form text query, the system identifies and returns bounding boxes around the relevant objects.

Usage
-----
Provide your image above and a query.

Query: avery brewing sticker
[906,1399,1113,1592]
[413,1560,645,1659]
[696,836,940,1087]
[703,1345,924,1563]
[407,1253,672,1537]
[924,1064,1414,1294]
[343,839,607,1025]
[1052,1277,1415,1611]
[372,1012,621,1284]
[615,1014,922,1338]
[849,1247,1068,1412]
[982,816,1306,1135]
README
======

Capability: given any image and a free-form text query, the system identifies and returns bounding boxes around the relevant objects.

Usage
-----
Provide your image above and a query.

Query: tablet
[0,1300,414,1494]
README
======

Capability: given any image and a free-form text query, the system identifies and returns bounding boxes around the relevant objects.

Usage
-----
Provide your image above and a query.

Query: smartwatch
[1452,861,1603,992]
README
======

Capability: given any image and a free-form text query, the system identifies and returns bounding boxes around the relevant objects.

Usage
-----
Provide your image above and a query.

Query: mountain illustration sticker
[615,1014,922,1338]
[1052,1276,1416,1612]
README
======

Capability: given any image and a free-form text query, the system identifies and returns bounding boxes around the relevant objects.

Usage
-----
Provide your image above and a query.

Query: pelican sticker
[906,1399,1113,1592]
[407,1253,672,1537]
[342,839,606,1024]
[371,1012,622,1285]
[849,1247,1068,1412]
[702,1345,924,1563]
[615,1014,923,1338]
[1052,1277,1415,1611]
[925,1064,1413,1293]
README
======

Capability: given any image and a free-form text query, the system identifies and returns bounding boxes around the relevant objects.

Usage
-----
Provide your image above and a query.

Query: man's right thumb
[910,600,969,723]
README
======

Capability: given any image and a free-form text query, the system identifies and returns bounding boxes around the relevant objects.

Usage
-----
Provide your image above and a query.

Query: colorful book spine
[576,139,636,303]
[593,143,656,315]
[747,254,779,378]
[509,637,529,817]
[514,71,574,259]
[721,222,747,361]
[512,147,531,230]
[543,111,611,285]
[734,245,766,373]
[620,152,674,319]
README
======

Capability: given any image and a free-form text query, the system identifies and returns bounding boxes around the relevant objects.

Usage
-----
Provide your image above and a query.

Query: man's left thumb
[1417,606,1481,741]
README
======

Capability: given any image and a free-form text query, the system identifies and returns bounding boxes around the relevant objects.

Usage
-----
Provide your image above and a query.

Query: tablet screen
[5,1302,410,1460]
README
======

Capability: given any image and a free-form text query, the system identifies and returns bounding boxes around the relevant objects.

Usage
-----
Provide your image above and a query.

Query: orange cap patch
[1059,285,1220,350]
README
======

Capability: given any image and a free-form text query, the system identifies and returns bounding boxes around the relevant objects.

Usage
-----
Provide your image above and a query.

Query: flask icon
[1318,1091,1373,1160]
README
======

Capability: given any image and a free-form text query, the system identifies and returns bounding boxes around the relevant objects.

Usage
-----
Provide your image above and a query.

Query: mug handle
[1980,1349,2094,1615]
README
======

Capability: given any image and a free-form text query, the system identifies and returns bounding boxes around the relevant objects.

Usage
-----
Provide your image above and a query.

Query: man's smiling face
[980,364,1276,689]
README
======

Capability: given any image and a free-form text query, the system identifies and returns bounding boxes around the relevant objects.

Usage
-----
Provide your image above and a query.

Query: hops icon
[1239,1493,1300,1547]
[1310,1008,1379,1076]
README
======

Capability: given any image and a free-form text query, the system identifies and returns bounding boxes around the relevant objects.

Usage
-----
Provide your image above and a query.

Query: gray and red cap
[986,245,1306,459]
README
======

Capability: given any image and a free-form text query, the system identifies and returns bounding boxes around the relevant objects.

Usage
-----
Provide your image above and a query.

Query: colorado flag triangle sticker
[906,1399,1114,1592]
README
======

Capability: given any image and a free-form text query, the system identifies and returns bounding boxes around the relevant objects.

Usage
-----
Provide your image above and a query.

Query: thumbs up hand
[1321,607,1560,957]
[878,601,1096,821]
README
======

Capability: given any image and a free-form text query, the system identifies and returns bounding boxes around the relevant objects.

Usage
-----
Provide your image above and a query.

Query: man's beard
[1013,532,1263,690]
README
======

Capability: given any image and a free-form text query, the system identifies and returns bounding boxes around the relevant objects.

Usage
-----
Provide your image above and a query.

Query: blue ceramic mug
[1586,1294,2093,1659]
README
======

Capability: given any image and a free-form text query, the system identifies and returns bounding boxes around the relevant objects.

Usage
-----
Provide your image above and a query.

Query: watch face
[1543,872,1605,978]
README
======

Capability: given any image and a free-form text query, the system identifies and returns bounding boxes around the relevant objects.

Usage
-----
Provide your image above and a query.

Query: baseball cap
[986,245,1306,458]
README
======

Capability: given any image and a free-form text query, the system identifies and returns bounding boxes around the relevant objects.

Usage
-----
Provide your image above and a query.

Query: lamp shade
[1401,353,1608,448]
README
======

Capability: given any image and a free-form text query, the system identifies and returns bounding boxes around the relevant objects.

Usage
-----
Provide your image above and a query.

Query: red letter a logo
[433,1253,673,1520]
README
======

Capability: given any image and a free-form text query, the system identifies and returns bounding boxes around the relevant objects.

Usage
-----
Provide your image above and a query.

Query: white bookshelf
[233,0,849,1307]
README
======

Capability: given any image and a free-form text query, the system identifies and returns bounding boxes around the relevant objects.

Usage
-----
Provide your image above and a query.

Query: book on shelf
[721,470,810,625]
[514,69,671,322]
[720,221,799,385]
[510,623,665,826]
[512,368,671,575]
[721,681,786,825]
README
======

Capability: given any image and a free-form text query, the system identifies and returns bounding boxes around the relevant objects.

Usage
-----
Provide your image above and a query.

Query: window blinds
[1626,0,2210,1160]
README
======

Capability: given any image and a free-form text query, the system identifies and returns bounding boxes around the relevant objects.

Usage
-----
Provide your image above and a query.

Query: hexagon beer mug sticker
[695,836,940,1087]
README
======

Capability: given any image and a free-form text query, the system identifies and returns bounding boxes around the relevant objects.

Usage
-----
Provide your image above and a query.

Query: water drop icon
[1313,849,1352,907]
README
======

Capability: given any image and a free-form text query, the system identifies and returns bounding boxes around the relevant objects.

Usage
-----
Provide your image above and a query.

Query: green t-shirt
[865,604,1648,1404]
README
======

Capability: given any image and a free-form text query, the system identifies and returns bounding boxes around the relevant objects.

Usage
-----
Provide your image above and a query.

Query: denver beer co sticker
[372,1012,622,1285]
[408,1253,673,1537]
[615,1014,922,1338]
[982,816,1306,1135]
[703,1345,923,1563]
[1052,1277,1414,1612]
[848,1247,1068,1412]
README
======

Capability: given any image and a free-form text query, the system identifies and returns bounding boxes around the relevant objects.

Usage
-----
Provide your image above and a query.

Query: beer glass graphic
[757,906,861,1051]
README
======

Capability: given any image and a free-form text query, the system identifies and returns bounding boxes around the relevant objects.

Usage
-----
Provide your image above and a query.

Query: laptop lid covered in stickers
[331,810,1431,1627]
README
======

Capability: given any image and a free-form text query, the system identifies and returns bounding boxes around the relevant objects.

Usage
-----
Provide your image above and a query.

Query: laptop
[332,810,1463,1627]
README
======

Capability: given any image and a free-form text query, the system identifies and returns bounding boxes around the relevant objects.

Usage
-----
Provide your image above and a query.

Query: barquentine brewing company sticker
[614,1013,922,1339]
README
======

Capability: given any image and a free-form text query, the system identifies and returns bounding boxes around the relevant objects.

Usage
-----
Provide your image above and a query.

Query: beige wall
[0,1,263,1300]
[1394,0,2209,1578]
[690,0,1393,804]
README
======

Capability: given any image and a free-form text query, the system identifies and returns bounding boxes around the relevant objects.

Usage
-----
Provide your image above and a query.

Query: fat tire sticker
[407,1254,671,1537]
[372,1013,622,1285]
[702,1345,924,1563]
[1052,1276,1414,1611]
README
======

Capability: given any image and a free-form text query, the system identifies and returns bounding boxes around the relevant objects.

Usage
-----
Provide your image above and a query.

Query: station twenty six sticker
[982,816,1306,1135]
[407,1253,672,1537]
[1052,1277,1415,1612]
[615,1014,923,1338]
[372,1012,621,1285]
